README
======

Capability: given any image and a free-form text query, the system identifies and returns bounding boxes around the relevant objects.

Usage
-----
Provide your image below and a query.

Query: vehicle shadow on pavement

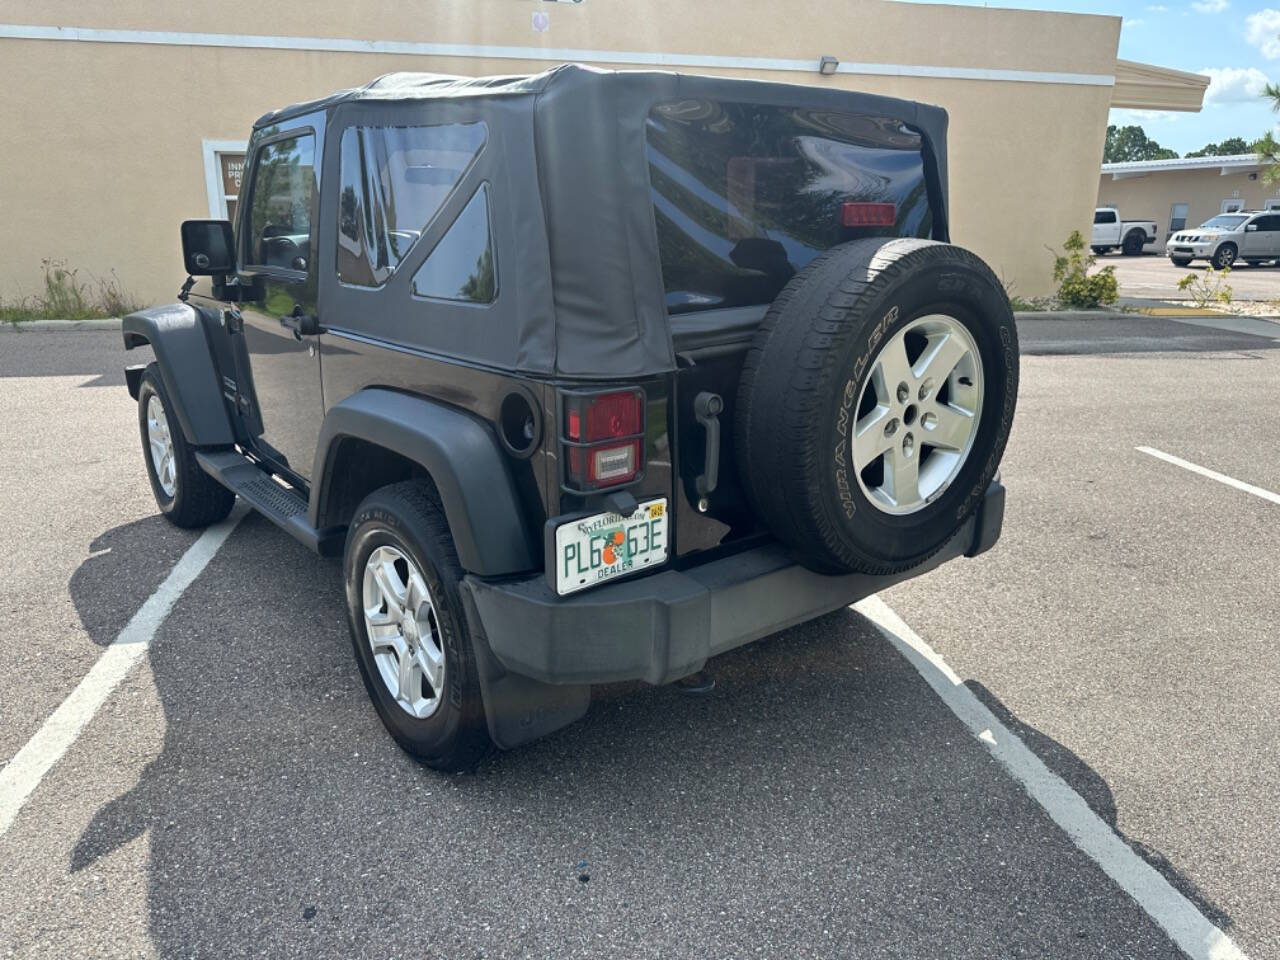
[964,680,1235,935]
[67,515,201,648]
[65,516,1221,958]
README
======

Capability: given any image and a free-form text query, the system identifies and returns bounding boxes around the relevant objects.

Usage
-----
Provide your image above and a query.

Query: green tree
[1103,124,1179,163]
[1259,83,1280,184]
[1185,137,1252,158]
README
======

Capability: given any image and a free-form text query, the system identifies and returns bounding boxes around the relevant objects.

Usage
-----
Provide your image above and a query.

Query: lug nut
[896,382,910,404]
[903,433,915,457]
[884,418,899,437]
[918,378,934,401]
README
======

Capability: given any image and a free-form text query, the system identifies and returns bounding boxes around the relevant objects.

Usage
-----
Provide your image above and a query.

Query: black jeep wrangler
[124,65,1017,770]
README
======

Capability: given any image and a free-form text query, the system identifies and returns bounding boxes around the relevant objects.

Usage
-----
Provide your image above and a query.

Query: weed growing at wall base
[1050,231,1119,310]
[0,259,143,325]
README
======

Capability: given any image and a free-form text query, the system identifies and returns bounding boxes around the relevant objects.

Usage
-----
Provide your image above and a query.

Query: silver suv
[1167,211,1280,269]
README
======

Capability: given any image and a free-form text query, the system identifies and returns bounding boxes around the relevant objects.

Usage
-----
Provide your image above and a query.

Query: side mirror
[180,219,235,275]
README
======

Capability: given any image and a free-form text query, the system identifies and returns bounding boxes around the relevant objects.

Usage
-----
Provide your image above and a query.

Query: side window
[411,184,497,304]
[1257,215,1280,231]
[1094,210,1116,224]
[337,122,487,287]
[245,134,316,271]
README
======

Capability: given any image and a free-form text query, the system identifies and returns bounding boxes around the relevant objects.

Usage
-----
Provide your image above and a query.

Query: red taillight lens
[563,389,645,490]
[841,202,897,227]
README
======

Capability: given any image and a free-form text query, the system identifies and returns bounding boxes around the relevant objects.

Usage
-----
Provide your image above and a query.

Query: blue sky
[916,0,1280,155]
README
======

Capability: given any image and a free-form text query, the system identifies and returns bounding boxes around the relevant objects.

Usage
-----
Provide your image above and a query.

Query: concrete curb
[0,318,122,332]
[1013,310,1120,322]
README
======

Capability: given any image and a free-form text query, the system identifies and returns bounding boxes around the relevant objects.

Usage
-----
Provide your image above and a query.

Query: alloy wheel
[146,395,177,498]
[361,544,446,719]
[851,314,985,515]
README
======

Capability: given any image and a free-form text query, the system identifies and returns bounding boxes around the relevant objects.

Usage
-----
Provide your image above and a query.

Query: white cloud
[1124,17,1144,26]
[1247,9,1280,58]
[1145,3,1167,9]
[1198,66,1271,104]
[1109,108,1180,124]
[1192,0,1228,12]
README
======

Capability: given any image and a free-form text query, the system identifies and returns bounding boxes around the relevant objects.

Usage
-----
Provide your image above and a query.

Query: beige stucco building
[1098,154,1280,245]
[0,0,1207,303]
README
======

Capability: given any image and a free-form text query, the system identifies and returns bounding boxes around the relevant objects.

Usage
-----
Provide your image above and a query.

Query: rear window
[1094,209,1117,224]
[646,99,934,314]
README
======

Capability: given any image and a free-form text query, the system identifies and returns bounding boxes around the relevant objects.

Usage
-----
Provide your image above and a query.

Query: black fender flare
[121,304,234,446]
[312,388,538,577]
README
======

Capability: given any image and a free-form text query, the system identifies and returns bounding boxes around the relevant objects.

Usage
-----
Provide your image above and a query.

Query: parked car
[1167,211,1280,269]
[1091,207,1159,256]
[121,65,1019,770]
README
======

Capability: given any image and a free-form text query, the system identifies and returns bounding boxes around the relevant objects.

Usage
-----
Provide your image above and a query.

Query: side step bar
[195,450,345,556]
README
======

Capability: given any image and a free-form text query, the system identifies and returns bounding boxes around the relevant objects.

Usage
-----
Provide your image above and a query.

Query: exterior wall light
[819,56,839,76]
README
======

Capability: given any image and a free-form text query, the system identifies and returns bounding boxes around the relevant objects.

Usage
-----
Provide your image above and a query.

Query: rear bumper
[465,480,1004,686]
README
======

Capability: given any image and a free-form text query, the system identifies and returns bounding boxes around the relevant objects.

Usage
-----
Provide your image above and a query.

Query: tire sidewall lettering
[835,304,902,519]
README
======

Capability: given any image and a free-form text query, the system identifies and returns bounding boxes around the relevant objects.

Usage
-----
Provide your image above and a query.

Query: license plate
[554,498,669,596]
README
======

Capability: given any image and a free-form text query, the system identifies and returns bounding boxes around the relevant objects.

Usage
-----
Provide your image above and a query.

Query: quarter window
[337,122,487,287]
[411,184,497,304]
[245,134,316,271]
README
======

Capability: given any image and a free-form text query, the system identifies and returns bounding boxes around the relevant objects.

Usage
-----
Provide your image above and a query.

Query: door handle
[280,306,325,339]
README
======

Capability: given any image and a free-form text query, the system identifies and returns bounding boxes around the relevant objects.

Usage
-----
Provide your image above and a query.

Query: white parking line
[1138,446,1280,507]
[854,595,1250,960]
[0,507,244,838]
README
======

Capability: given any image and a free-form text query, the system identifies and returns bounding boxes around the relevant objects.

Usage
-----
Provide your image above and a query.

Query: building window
[1265,198,1280,211]
[1169,202,1188,235]
[203,139,248,222]
[1221,198,1245,214]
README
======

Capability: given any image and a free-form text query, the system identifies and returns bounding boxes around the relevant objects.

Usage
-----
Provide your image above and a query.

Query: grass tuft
[0,259,143,326]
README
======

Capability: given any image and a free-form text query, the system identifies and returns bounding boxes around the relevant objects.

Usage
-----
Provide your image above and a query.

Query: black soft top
[259,65,949,379]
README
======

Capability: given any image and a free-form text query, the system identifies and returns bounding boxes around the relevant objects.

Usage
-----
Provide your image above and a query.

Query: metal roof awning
[1111,59,1210,112]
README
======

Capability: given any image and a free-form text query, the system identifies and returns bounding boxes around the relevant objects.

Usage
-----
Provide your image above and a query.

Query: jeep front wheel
[136,364,235,528]
[736,238,1018,575]
[343,481,491,772]
[1212,244,1237,269]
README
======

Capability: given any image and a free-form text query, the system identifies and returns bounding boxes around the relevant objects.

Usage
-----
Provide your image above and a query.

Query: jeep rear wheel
[736,238,1018,575]
[136,364,235,528]
[343,481,491,772]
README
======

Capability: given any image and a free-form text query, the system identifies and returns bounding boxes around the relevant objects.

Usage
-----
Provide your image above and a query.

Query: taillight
[562,388,645,491]
[841,202,897,227]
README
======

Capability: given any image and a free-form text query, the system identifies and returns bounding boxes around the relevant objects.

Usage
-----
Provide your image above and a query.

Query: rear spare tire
[736,238,1018,575]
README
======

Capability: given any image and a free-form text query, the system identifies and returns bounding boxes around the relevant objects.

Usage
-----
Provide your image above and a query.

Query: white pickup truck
[1092,208,1159,256]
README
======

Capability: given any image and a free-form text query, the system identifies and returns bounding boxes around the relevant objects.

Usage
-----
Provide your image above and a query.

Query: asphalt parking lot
[1101,251,1280,302]
[2,319,1278,959]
